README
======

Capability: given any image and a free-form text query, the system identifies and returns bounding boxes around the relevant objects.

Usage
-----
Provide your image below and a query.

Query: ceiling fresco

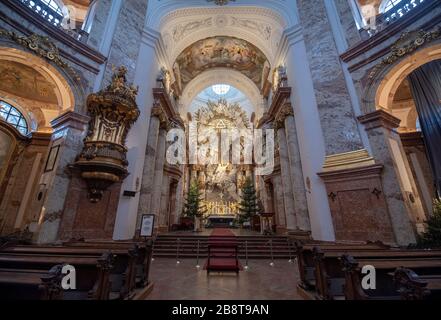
[0,61,58,105]
[173,36,270,92]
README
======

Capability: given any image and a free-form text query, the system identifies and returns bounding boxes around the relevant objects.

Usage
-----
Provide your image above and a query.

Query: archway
[0,47,77,236]
[369,44,441,224]
[0,47,76,131]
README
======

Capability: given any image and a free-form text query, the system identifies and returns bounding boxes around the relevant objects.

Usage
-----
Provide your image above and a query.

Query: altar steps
[152,234,295,259]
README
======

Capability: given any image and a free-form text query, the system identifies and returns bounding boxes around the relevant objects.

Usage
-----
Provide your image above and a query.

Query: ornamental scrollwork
[368,27,441,79]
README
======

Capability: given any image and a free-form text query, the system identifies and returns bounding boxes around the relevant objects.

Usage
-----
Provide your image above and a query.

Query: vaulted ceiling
[173,36,270,92]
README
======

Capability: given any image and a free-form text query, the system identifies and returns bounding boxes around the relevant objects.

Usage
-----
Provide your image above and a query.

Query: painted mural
[0,61,58,104]
[174,36,269,91]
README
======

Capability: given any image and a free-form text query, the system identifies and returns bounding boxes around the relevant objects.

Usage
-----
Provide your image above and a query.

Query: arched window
[212,84,231,96]
[0,100,29,135]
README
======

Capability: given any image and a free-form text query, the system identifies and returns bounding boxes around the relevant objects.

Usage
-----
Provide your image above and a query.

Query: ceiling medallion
[207,0,236,6]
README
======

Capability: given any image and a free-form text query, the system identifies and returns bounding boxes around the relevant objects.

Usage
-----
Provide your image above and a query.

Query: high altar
[188,99,254,219]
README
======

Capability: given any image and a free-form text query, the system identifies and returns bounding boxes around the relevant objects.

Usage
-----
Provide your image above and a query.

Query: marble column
[284,113,310,231]
[149,128,167,227]
[277,127,297,231]
[136,112,160,228]
[198,170,206,199]
[190,167,198,184]
[358,110,420,245]
[173,178,183,225]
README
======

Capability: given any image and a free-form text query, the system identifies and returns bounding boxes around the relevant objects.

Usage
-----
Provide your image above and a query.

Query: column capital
[274,103,294,129]
[358,109,401,131]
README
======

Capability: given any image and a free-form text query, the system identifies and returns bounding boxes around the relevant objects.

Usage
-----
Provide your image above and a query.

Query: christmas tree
[417,199,441,248]
[238,178,260,224]
[183,181,207,219]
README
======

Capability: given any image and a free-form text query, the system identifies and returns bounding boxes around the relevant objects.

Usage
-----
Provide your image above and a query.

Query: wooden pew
[1,244,141,299]
[341,254,441,300]
[63,240,153,290]
[294,241,390,291]
[0,252,113,300]
[295,241,441,300]
[393,268,441,300]
[0,266,64,300]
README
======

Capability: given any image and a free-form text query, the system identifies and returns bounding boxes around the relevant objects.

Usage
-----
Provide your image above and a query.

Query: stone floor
[146,258,303,300]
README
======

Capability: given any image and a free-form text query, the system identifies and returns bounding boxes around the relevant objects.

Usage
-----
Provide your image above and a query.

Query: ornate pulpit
[75,66,139,202]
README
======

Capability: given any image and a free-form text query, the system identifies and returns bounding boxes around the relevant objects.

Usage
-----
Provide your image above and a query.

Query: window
[381,0,424,13]
[19,0,65,26]
[0,100,29,135]
[212,84,231,95]
[383,0,404,12]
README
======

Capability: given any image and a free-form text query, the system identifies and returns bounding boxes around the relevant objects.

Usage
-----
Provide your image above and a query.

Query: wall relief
[174,36,269,91]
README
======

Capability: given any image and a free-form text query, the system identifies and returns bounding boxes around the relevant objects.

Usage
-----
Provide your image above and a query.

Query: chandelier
[207,0,236,5]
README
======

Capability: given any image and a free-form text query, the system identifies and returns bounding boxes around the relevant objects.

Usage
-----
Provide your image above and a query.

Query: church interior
[0,0,440,302]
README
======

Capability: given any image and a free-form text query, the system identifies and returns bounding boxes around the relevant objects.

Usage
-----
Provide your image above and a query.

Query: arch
[0,46,84,130]
[155,4,291,68]
[376,44,441,111]
[361,42,441,114]
[146,0,297,30]
[180,68,264,117]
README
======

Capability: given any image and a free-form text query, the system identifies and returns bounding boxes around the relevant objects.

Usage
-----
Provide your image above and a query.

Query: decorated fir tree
[417,199,441,248]
[238,178,261,224]
[183,181,207,220]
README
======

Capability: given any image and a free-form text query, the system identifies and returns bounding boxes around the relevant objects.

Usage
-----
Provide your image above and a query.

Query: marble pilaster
[277,128,297,231]
[159,175,170,230]
[149,128,167,227]
[272,175,286,230]
[136,112,160,228]
[37,111,90,244]
[358,110,420,245]
[283,113,310,231]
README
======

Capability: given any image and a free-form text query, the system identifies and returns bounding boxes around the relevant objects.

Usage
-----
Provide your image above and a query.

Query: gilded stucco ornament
[75,66,140,202]
[273,103,294,130]
[369,27,441,79]
[0,29,80,81]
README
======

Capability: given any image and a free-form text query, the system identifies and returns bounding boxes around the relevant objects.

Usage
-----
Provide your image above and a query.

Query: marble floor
[146,258,303,300]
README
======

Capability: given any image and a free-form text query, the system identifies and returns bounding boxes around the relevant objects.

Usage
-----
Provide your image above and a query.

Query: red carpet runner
[204,229,242,273]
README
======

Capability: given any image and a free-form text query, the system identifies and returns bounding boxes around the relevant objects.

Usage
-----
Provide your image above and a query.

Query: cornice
[358,109,401,130]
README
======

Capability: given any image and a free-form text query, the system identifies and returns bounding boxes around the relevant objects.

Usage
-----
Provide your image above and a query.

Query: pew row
[0,240,153,300]
[295,242,441,300]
